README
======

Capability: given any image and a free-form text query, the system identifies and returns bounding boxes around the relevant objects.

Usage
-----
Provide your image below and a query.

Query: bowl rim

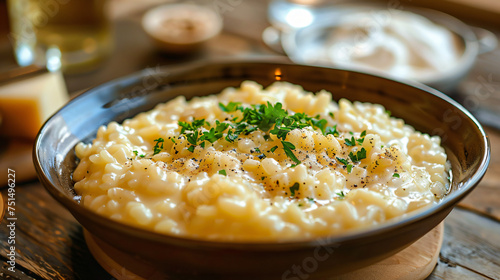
[281,5,479,86]
[33,58,490,248]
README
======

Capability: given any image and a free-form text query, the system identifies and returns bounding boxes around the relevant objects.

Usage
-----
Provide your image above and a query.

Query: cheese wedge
[0,71,68,139]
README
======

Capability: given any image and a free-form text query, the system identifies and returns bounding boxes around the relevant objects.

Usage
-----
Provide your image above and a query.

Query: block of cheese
[0,71,68,139]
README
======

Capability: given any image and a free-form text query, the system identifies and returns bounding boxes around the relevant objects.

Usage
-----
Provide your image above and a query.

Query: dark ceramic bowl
[34,59,489,279]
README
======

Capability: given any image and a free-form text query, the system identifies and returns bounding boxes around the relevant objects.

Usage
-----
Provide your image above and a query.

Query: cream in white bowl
[281,7,486,92]
[320,10,464,81]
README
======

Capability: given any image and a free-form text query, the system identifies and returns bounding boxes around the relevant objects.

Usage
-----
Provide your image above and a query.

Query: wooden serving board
[85,223,444,280]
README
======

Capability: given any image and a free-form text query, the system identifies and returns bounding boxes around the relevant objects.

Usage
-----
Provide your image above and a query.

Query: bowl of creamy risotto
[34,60,489,279]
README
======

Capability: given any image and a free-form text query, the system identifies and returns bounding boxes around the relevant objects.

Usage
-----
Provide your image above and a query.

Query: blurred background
[0,0,498,92]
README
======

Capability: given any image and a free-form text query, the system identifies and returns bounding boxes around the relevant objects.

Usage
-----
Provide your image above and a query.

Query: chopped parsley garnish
[175,101,344,165]
[329,112,335,118]
[357,131,366,145]
[345,136,356,146]
[133,150,145,157]
[282,141,301,165]
[336,157,349,166]
[153,138,164,155]
[337,191,345,199]
[218,169,227,176]
[290,182,300,197]
[326,125,339,137]
[201,121,229,143]
[385,110,391,116]
[345,131,366,146]
[170,138,176,144]
[346,164,353,173]
[307,197,315,202]
[219,102,242,112]
[348,148,367,162]
[393,173,400,178]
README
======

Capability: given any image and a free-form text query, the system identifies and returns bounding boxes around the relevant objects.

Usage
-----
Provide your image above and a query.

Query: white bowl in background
[280,5,497,93]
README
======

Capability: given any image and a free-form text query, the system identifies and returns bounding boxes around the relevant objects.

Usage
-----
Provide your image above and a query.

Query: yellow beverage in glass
[8,0,112,73]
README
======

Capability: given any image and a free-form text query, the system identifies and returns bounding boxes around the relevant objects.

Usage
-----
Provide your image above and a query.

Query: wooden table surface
[1,1,500,279]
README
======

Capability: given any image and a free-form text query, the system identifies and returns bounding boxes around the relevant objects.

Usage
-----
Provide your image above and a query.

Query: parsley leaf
[153,138,164,155]
[225,130,238,143]
[258,102,288,132]
[393,173,400,178]
[270,146,278,153]
[337,191,345,199]
[282,141,301,165]
[218,102,242,112]
[348,148,367,162]
[346,164,353,173]
[357,147,367,160]
[218,169,227,176]
[336,157,349,166]
[345,136,356,146]
[290,182,300,196]
[326,125,339,137]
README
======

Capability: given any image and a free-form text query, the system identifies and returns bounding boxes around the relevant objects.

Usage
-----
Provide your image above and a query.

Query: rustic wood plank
[0,183,111,280]
[428,261,491,280]
[431,208,500,279]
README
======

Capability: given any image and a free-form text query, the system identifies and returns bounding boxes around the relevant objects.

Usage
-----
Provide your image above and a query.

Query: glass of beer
[7,0,112,74]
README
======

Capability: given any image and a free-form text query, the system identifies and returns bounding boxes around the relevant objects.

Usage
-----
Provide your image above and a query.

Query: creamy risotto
[73,81,450,241]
